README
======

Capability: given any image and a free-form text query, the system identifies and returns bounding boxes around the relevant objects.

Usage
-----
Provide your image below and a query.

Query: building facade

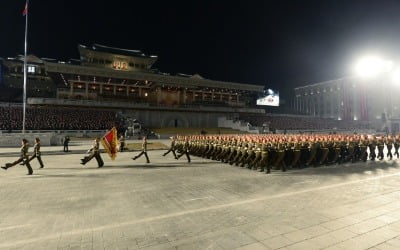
[0,44,265,128]
[294,74,400,131]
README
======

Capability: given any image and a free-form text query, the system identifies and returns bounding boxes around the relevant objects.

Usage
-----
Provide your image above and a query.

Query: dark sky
[2,0,400,98]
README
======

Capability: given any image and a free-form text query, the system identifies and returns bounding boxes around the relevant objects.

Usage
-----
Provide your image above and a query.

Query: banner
[101,127,118,160]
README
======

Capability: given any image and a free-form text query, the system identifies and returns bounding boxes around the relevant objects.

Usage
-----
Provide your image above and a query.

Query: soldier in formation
[173,133,400,174]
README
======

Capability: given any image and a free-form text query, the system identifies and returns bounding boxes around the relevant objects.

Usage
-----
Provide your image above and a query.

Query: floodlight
[355,56,393,77]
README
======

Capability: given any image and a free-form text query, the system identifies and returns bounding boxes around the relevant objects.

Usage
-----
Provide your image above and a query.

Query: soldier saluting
[1,138,33,175]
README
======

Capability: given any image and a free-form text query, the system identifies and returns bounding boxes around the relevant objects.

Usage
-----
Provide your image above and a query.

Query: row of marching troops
[168,134,400,174]
[1,135,192,175]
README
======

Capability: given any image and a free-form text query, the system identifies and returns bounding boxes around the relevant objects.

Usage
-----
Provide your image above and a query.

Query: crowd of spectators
[0,106,119,131]
[240,114,370,131]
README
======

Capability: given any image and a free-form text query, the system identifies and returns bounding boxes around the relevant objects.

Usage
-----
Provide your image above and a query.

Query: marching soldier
[377,136,385,160]
[176,137,191,163]
[394,135,400,159]
[26,137,44,168]
[259,141,270,173]
[274,139,286,172]
[162,136,177,159]
[319,137,330,165]
[369,136,377,161]
[345,136,356,163]
[359,135,369,162]
[385,135,393,160]
[1,138,33,175]
[81,137,104,168]
[132,136,150,163]
[290,138,302,168]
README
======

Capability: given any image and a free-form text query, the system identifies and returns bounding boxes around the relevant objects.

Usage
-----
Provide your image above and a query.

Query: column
[100,84,103,94]
[183,89,187,104]
[177,90,181,105]
[113,85,116,96]
[138,87,142,97]
[126,86,129,97]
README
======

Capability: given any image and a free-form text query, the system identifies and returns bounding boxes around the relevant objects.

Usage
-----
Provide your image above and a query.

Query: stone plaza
[1,140,400,249]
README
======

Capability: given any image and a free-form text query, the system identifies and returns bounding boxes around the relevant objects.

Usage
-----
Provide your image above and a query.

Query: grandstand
[0,44,265,131]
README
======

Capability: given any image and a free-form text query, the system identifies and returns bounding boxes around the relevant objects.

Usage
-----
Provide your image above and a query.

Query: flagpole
[22,0,29,134]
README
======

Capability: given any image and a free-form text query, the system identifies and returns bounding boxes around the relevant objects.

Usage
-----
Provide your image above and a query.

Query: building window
[28,66,35,73]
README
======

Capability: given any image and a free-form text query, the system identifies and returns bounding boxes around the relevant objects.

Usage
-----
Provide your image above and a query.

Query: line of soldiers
[1,137,44,175]
[171,134,400,174]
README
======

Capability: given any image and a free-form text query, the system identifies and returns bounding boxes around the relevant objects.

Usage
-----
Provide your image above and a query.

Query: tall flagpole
[22,0,29,134]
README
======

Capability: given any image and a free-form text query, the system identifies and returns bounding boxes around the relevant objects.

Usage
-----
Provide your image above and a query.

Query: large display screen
[256,88,279,106]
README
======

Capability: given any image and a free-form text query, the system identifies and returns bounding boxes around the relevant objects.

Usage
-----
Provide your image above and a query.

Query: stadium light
[355,56,393,77]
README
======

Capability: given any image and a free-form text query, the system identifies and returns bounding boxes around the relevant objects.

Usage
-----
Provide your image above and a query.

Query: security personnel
[1,138,33,175]
[132,136,150,163]
[81,137,104,168]
[63,135,70,152]
[162,136,177,159]
[26,137,44,168]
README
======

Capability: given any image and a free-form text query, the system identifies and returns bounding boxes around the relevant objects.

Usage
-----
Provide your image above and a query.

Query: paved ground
[2,141,400,249]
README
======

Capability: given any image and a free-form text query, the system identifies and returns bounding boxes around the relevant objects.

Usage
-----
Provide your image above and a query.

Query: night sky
[2,0,400,99]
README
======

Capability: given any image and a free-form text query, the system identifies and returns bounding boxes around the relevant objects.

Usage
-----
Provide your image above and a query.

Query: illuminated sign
[112,60,128,70]
[256,88,280,106]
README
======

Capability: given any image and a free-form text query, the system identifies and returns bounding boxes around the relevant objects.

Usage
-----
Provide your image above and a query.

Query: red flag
[100,127,118,160]
[22,2,28,16]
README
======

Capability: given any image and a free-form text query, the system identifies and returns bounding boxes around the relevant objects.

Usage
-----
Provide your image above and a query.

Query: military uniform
[163,137,177,159]
[385,136,393,160]
[27,138,44,168]
[394,136,400,159]
[1,139,33,175]
[132,137,150,163]
[81,138,104,167]
[177,138,191,163]
[377,137,384,160]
